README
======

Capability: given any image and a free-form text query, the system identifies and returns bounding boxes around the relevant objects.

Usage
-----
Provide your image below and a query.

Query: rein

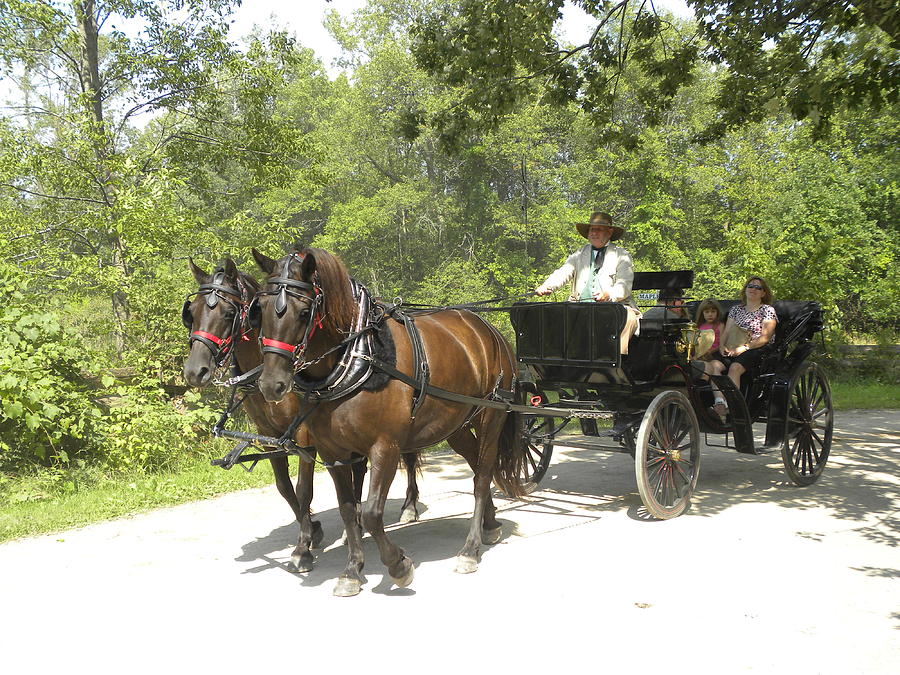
[382,292,537,315]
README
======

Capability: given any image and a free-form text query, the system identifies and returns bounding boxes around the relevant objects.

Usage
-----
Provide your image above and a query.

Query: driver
[535,211,640,354]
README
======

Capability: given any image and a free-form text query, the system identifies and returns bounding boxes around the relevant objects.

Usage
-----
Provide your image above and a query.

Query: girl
[694,299,729,418]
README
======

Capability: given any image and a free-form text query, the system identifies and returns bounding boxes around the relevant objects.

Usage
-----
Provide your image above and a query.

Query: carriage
[508,269,833,518]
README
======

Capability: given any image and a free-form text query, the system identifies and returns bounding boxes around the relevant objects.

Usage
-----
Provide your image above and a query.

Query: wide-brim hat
[576,211,625,241]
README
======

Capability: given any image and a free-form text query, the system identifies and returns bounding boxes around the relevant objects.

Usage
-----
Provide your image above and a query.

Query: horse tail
[400,449,423,476]
[492,399,527,498]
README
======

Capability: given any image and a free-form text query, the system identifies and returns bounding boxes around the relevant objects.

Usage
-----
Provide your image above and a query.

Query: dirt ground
[1,410,897,674]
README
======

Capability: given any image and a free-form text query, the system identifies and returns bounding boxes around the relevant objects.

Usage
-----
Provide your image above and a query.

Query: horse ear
[301,251,316,278]
[223,257,238,278]
[252,248,276,275]
[189,257,208,283]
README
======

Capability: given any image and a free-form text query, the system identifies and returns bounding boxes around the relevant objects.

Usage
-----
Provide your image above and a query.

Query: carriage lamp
[676,322,699,361]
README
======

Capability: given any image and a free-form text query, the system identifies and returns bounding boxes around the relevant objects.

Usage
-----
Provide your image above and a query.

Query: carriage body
[509,271,832,518]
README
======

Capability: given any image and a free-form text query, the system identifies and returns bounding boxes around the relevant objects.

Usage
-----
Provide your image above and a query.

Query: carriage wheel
[520,415,562,494]
[635,390,701,519]
[518,389,566,494]
[781,362,832,486]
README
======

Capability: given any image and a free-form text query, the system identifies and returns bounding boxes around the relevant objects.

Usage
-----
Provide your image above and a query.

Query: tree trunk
[74,0,104,127]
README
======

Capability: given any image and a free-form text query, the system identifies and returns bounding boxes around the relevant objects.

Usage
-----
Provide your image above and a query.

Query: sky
[228,0,694,77]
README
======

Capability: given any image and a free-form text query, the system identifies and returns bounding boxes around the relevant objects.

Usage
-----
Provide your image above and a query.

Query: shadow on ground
[236,411,899,587]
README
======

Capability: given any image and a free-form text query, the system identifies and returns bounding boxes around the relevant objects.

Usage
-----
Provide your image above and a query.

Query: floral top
[728,304,778,343]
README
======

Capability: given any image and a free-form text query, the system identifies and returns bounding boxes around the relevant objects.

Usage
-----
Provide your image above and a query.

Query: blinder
[248,298,262,329]
[181,300,194,329]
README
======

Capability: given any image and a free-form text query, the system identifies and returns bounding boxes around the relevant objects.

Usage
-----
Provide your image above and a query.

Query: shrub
[0,265,103,468]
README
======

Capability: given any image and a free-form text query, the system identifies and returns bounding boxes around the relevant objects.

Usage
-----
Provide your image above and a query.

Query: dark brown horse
[181,258,421,572]
[252,246,527,596]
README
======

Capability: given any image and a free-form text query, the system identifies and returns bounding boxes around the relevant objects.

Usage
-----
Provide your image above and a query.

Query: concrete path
[1,411,897,674]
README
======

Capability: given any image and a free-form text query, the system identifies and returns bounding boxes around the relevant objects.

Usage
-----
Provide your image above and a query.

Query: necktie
[593,246,606,271]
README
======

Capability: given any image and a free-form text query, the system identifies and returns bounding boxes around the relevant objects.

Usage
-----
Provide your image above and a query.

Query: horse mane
[211,264,260,299]
[237,269,260,295]
[293,246,357,334]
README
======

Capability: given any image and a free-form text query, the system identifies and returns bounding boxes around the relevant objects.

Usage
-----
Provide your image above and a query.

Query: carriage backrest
[632,270,694,292]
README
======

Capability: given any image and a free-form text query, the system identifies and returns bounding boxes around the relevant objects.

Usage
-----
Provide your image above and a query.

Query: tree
[0,1,300,354]
[410,0,899,145]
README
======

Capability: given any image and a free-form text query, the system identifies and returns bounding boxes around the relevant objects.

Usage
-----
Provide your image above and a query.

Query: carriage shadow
[546,411,899,549]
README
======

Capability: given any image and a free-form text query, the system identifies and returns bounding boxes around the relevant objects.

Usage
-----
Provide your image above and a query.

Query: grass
[830,380,900,410]
[0,444,281,543]
[1,380,896,544]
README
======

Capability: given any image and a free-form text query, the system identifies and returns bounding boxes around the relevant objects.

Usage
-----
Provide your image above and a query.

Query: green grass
[0,446,282,543]
[830,380,900,410]
[1,381,896,544]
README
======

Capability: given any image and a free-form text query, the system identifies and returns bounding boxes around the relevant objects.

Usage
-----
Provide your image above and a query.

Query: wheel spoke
[673,461,691,487]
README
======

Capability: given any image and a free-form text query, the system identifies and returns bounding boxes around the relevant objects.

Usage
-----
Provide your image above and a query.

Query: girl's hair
[740,276,773,305]
[694,298,724,325]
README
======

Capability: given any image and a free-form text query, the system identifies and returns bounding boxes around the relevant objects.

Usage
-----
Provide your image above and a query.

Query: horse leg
[270,456,320,572]
[398,451,421,524]
[329,464,366,597]
[447,421,504,574]
[341,455,367,545]
[360,447,415,589]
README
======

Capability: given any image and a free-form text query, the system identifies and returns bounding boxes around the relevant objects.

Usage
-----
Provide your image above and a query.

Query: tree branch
[0,183,108,205]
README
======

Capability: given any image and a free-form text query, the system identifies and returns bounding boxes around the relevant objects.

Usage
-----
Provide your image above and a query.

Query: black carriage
[509,270,833,519]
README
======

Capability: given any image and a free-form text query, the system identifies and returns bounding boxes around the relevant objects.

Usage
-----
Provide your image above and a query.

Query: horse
[251,245,528,596]
[181,258,422,572]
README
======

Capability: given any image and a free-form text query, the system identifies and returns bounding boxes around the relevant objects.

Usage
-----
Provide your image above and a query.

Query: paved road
[1,411,898,674]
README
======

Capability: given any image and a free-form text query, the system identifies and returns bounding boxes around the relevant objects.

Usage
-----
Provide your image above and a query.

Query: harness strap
[398,312,430,418]
[362,355,515,413]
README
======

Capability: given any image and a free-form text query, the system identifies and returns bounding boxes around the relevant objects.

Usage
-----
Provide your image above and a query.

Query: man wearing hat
[535,211,640,354]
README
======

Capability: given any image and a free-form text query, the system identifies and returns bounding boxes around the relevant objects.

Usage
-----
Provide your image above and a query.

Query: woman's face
[745,279,765,300]
[703,308,718,323]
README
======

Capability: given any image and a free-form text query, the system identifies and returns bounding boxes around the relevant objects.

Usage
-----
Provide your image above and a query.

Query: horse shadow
[236,495,505,591]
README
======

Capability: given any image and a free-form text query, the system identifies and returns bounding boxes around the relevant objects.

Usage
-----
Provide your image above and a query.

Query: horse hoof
[454,556,478,574]
[290,552,315,573]
[311,520,324,549]
[399,505,419,524]
[333,577,362,597]
[391,561,415,588]
[482,525,502,545]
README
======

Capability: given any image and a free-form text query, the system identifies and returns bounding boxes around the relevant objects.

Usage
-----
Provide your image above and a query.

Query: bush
[96,384,218,471]
[0,265,103,468]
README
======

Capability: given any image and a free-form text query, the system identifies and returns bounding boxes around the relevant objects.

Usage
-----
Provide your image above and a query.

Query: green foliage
[0,264,102,467]
[97,385,217,471]
[410,0,899,145]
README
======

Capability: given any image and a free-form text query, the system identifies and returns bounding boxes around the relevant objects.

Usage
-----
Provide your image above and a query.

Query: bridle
[182,270,252,368]
[251,252,325,370]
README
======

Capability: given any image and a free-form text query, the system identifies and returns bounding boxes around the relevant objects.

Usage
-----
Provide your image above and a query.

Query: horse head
[182,257,255,388]
[251,246,356,403]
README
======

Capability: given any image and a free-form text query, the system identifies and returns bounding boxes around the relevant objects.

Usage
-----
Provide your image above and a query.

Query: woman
[719,277,778,413]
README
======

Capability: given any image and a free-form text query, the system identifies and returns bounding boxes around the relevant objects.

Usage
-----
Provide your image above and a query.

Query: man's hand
[535,285,552,296]
[592,290,610,301]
